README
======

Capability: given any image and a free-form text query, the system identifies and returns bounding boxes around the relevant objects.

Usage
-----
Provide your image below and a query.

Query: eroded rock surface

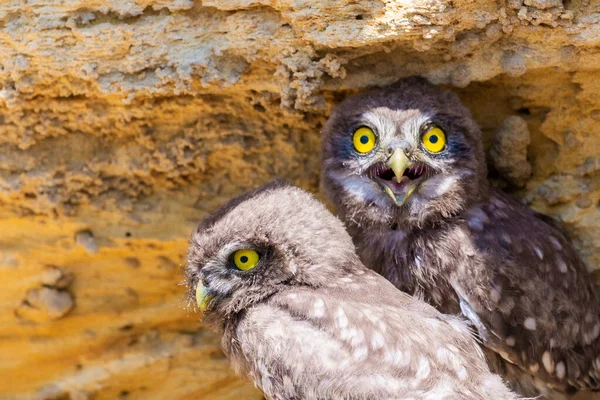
[0,1,599,399]
[491,115,532,187]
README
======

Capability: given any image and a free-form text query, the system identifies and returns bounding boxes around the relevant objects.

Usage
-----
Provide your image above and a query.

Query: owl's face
[321,77,488,229]
[186,181,359,331]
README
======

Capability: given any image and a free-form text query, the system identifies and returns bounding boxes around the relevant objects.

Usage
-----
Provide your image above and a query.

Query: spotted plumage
[186,182,516,400]
[321,77,600,397]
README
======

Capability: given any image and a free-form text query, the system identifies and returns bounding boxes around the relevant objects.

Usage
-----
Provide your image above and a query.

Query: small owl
[186,181,516,400]
[321,77,600,396]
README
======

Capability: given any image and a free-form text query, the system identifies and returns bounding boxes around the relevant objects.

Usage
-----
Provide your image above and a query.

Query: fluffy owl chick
[186,182,516,400]
[321,77,600,395]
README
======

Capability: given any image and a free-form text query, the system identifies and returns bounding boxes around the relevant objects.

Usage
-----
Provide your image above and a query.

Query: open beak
[195,281,213,312]
[388,148,411,183]
[380,149,417,206]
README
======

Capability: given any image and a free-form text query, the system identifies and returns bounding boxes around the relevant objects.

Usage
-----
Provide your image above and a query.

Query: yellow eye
[422,126,446,153]
[233,249,260,271]
[352,127,376,153]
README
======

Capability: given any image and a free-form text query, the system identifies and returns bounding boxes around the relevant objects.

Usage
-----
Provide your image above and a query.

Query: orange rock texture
[0,1,598,399]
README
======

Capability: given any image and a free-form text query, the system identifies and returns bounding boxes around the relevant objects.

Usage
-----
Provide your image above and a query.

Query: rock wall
[0,1,598,399]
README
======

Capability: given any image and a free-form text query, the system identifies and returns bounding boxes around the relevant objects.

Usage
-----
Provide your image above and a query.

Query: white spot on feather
[340,328,350,341]
[466,208,490,231]
[414,256,422,268]
[336,307,349,329]
[456,366,468,381]
[384,348,411,367]
[353,346,369,361]
[534,247,544,260]
[586,313,594,323]
[490,287,501,303]
[549,236,563,251]
[467,218,484,231]
[436,346,467,380]
[436,347,452,363]
[530,362,539,373]
[371,332,385,350]
[289,262,298,274]
[415,357,431,381]
[591,323,600,341]
[524,317,537,331]
[505,336,516,347]
[556,256,568,273]
[432,175,458,198]
[344,328,364,346]
[491,197,506,208]
[556,361,565,379]
[312,298,325,318]
[363,309,379,323]
[542,351,554,374]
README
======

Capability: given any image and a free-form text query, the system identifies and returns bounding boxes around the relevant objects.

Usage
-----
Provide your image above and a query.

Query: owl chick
[186,181,516,400]
[321,77,600,396]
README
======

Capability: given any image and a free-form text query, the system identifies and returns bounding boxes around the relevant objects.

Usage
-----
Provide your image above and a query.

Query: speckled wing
[456,188,600,391]
[233,269,516,400]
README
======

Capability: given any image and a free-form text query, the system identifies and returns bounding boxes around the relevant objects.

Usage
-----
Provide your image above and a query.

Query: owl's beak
[195,280,213,313]
[379,148,417,206]
[388,149,411,183]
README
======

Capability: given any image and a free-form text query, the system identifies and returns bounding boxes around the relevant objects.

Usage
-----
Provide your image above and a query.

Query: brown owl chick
[321,77,600,397]
[186,182,517,400]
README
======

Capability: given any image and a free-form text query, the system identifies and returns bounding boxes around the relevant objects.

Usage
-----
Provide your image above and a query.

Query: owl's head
[321,77,488,229]
[186,181,360,330]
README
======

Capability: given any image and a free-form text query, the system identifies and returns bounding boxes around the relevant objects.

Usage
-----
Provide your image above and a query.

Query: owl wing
[238,275,515,400]
[455,188,600,390]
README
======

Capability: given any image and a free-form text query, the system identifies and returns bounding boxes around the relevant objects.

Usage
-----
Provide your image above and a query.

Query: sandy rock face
[0,1,598,399]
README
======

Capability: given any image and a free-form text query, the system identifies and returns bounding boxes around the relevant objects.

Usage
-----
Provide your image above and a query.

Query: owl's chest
[354,224,472,312]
